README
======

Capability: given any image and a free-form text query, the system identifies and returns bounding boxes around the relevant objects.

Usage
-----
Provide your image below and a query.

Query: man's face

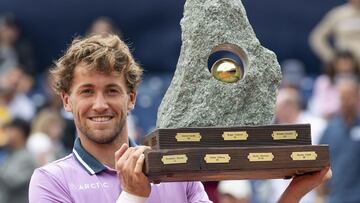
[61,62,136,145]
[274,88,300,124]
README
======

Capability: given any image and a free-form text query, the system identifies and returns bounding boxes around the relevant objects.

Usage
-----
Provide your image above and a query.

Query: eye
[107,88,120,95]
[79,89,93,95]
[208,43,247,83]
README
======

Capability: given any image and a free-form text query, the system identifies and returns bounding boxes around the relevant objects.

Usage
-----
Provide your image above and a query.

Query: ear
[128,90,137,111]
[60,91,73,112]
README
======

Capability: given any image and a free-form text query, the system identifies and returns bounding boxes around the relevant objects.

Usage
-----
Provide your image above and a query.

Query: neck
[79,127,129,169]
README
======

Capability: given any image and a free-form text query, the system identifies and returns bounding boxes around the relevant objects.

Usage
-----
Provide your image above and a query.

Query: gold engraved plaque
[248,153,274,162]
[222,131,249,140]
[175,133,202,142]
[291,151,317,161]
[161,154,188,165]
[204,154,231,163]
[272,131,298,140]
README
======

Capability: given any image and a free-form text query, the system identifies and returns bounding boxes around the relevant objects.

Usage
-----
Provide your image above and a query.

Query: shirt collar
[72,137,136,175]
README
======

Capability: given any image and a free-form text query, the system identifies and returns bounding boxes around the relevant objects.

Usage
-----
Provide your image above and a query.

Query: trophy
[142,0,329,182]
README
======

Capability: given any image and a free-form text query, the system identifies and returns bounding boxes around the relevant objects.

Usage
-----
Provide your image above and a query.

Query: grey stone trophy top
[157,0,282,128]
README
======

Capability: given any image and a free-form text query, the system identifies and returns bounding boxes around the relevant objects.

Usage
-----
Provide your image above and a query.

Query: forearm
[309,11,337,62]
[309,30,334,63]
[277,188,301,203]
[278,167,332,203]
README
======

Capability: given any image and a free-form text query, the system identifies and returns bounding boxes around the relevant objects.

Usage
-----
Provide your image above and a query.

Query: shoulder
[325,4,356,20]
[333,3,355,13]
[29,154,76,203]
[39,153,77,174]
[322,115,342,136]
[327,115,342,127]
[30,154,76,188]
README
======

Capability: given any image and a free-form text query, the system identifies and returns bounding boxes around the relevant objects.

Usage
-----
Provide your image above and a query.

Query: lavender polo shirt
[29,137,211,203]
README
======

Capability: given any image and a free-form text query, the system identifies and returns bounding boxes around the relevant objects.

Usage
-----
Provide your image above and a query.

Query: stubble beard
[77,116,127,145]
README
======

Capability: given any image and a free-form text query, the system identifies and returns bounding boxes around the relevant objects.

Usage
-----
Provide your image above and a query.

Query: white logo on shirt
[69,182,110,191]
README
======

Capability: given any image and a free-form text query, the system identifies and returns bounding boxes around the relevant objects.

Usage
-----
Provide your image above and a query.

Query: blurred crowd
[0,0,359,203]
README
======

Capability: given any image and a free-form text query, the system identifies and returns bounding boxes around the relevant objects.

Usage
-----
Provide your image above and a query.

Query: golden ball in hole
[211,58,242,83]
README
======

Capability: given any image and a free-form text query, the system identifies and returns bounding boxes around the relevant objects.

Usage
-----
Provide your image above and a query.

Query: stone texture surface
[157,0,282,128]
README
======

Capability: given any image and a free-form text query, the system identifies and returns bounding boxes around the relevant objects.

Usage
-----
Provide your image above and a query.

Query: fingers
[115,143,128,161]
[134,154,145,174]
[115,145,150,172]
[115,145,134,171]
[115,145,152,197]
[118,146,135,163]
[128,146,150,166]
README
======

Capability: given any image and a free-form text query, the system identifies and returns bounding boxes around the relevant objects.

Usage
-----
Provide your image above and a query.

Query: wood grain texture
[143,145,329,182]
[142,124,311,149]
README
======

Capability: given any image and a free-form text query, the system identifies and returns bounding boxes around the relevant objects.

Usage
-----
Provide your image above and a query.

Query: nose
[92,93,109,112]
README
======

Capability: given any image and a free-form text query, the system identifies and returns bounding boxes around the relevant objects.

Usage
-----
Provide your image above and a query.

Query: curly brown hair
[50,34,143,94]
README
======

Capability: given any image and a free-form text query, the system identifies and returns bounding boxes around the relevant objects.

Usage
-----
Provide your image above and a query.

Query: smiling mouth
[89,116,114,122]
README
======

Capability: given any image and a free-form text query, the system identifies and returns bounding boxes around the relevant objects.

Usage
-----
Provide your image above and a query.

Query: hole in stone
[208,43,248,83]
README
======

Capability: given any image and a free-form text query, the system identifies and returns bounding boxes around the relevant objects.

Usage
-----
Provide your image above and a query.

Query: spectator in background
[217,180,252,203]
[0,18,17,75]
[309,0,360,63]
[280,59,315,109]
[309,51,360,119]
[319,75,360,203]
[27,109,65,166]
[0,66,35,121]
[280,59,306,89]
[0,14,36,75]
[39,72,76,152]
[268,86,327,203]
[0,118,36,203]
[275,87,326,144]
[87,16,121,37]
[0,97,11,147]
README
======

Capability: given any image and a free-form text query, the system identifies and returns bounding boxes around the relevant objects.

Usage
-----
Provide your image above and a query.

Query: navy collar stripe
[72,148,96,175]
[72,137,137,175]
[73,137,106,175]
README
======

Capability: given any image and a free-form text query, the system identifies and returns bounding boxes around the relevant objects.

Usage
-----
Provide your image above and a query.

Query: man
[309,0,360,63]
[0,118,36,203]
[29,34,330,203]
[275,87,326,144]
[269,87,327,203]
[320,75,360,203]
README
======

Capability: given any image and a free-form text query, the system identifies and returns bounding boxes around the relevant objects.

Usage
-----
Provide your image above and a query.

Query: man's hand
[115,144,151,197]
[278,167,332,203]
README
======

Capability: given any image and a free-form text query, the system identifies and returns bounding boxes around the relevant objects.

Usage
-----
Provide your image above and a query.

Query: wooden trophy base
[142,124,311,149]
[143,145,329,182]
